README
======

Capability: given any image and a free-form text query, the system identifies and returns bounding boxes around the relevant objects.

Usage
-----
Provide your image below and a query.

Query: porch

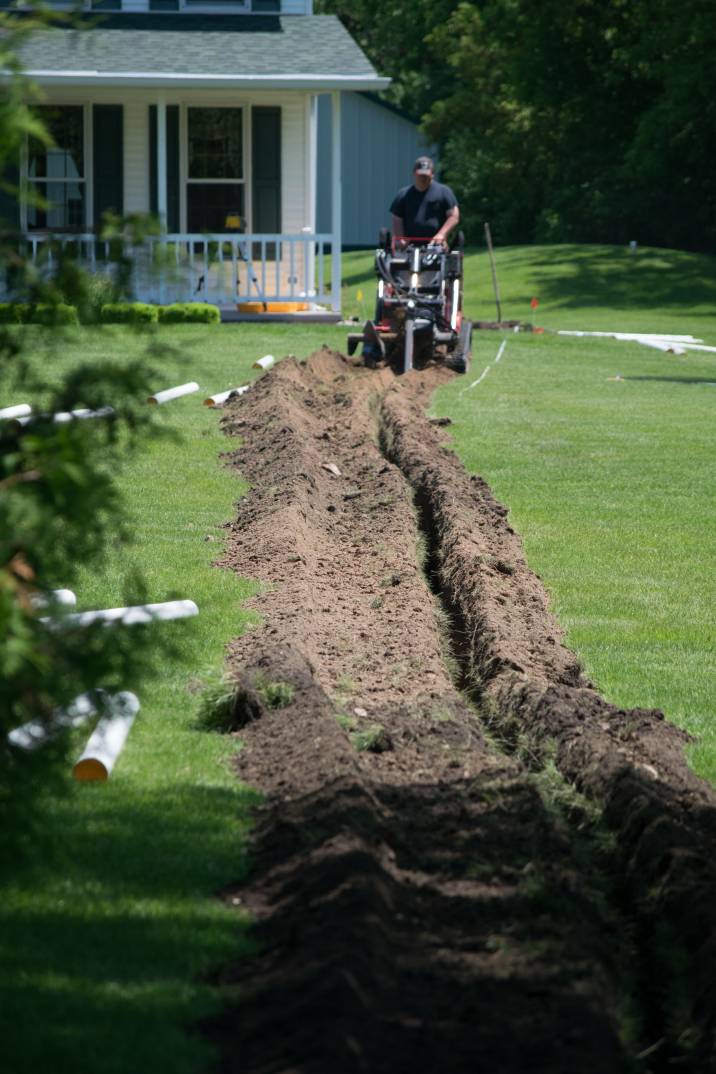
[22,230,340,313]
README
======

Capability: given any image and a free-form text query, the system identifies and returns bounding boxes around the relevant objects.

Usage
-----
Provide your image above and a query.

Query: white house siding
[32,86,309,234]
[279,91,308,234]
[316,92,434,247]
[123,98,149,213]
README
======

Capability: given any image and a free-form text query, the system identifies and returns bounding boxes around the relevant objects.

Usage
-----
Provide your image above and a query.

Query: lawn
[427,242,716,780]
[0,322,348,1074]
[1,242,715,1071]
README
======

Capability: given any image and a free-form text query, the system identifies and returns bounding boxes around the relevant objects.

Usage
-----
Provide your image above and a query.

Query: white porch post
[331,89,342,314]
[305,93,318,299]
[307,94,318,235]
[156,95,168,232]
[156,96,167,304]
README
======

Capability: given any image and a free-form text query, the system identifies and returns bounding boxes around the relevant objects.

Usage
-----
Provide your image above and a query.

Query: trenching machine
[347,231,472,375]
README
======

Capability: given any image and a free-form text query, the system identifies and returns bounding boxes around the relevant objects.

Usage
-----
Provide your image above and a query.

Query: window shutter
[252,107,282,235]
[93,105,123,231]
[0,158,20,233]
[149,105,180,233]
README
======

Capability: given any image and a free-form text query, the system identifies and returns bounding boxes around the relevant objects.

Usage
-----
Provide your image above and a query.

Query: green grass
[426,244,716,781]
[0,323,347,1074]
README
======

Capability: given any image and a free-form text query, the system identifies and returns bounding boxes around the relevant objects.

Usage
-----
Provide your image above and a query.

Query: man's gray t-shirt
[390,180,458,239]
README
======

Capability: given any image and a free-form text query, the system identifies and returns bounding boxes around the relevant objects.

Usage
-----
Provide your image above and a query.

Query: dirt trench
[206,348,716,1074]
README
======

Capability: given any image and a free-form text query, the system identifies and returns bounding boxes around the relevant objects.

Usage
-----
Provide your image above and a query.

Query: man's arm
[432,205,460,248]
[392,213,405,238]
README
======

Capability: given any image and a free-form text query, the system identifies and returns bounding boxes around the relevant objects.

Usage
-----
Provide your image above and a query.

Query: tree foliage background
[0,10,169,864]
[319,0,716,251]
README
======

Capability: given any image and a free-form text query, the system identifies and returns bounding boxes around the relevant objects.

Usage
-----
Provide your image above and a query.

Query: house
[316,93,434,248]
[5,1,389,313]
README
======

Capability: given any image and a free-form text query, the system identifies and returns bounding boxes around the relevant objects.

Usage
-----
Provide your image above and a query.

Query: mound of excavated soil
[206,349,716,1074]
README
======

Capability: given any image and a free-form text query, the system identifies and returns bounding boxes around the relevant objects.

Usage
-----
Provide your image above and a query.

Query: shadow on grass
[0,780,259,1074]
[509,245,716,312]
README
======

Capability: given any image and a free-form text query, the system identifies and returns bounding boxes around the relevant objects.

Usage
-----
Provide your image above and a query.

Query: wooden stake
[484,222,502,323]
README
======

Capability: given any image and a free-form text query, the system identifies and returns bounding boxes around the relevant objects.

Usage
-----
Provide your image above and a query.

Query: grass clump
[351,723,392,753]
[196,671,240,732]
[254,676,294,710]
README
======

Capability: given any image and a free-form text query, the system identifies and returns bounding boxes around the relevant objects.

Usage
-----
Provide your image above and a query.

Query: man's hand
[433,206,460,250]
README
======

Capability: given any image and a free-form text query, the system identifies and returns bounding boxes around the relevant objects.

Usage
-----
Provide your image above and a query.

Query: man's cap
[414,156,434,174]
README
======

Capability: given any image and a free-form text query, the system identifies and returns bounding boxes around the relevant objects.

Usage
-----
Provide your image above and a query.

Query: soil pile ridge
[207,348,716,1073]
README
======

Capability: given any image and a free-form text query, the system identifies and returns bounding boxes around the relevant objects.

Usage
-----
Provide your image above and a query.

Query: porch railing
[15,232,339,312]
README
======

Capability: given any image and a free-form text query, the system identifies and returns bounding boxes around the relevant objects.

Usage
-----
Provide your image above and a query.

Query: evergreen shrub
[158,303,220,325]
[100,302,159,325]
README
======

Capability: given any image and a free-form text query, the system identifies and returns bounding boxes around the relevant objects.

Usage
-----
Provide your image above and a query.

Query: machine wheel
[445,320,472,374]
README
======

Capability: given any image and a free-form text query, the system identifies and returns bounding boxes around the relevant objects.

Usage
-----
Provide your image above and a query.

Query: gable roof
[14,14,390,90]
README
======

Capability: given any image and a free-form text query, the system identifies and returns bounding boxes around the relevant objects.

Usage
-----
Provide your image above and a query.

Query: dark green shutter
[93,105,123,230]
[149,105,180,233]
[0,157,20,234]
[252,107,282,234]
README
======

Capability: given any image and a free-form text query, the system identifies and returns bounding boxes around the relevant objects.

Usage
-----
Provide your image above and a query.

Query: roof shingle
[16,14,388,86]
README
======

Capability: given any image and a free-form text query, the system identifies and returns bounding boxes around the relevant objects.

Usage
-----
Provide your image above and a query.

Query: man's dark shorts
[390,181,458,239]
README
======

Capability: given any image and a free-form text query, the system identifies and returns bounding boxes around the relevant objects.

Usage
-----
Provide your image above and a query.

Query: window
[27,106,85,232]
[187,108,244,232]
[6,1,123,8]
[180,0,249,11]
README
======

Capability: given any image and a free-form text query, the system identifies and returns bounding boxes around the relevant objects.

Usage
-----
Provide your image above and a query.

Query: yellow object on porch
[238,301,309,313]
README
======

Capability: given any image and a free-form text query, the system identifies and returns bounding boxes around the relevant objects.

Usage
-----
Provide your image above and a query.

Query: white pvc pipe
[450,281,459,331]
[681,343,716,354]
[40,598,199,629]
[557,331,702,342]
[53,407,115,424]
[30,588,77,610]
[636,338,686,354]
[203,385,250,407]
[148,382,199,405]
[73,691,140,781]
[252,355,275,371]
[12,406,115,429]
[53,588,77,606]
[0,403,31,420]
[8,691,102,751]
